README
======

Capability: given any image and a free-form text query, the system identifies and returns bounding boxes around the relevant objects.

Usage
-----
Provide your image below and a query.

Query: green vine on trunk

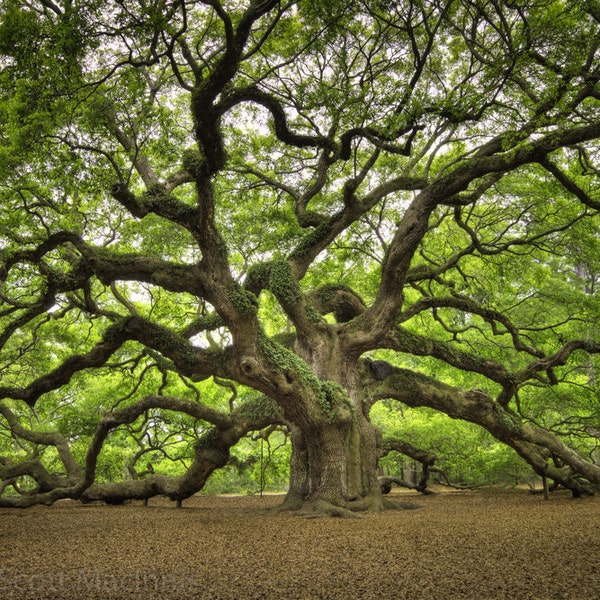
[269,259,301,305]
[236,393,283,422]
[258,333,347,422]
[318,380,353,424]
[495,405,524,435]
[228,283,259,315]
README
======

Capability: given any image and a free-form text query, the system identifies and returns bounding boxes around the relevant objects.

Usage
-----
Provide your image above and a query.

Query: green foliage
[236,393,283,422]
[258,333,349,421]
[1,0,599,505]
[228,283,259,315]
[373,403,532,486]
[202,431,290,495]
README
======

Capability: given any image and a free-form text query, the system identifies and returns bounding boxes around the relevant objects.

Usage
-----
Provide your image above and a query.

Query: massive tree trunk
[282,408,384,515]
[273,339,385,515]
[284,415,382,511]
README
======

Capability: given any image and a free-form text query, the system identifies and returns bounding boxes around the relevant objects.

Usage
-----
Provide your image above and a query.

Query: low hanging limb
[0,393,284,508]
[379,438,483,494]
[379,439,437,495]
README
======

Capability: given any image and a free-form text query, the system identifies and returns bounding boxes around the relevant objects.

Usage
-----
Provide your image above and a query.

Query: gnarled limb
[0,320,131,407]
[0,393,284,508]
[362,359,600,496]
[380,438,437,495]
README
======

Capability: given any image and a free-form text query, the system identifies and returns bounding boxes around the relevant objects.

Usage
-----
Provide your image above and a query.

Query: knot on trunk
[240,356,259,376]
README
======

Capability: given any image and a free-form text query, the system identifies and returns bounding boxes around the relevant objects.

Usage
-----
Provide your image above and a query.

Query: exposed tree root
[293,499,362,519]
[273,492,422,518]
[271,492,304,514]
[382,497,422,511]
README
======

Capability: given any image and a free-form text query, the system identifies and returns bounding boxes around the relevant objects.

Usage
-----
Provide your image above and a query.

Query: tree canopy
[1,0,599,513]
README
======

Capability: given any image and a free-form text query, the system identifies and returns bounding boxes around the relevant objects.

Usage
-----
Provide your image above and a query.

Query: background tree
[0,0,599,513]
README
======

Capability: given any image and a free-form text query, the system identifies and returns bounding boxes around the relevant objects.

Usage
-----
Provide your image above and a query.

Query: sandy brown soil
[1,486,599,599]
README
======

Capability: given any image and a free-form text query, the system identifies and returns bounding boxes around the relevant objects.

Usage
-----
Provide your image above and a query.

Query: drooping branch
[0,456,65,496]
[380,438,436,495]
[78,393,284,504]
[361,360,600,495]
[538,157,600,211]
[0,310,232,409]
[0,391,284,507]
[0,404,82,480]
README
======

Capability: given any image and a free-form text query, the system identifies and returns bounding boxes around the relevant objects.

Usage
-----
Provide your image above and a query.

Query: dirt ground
[1,486,599,600]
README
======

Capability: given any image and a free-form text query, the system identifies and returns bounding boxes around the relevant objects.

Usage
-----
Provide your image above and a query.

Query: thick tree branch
[0,404,82,480]
[516,340,600,384]
[217,86,337,152]
[0,392,283,507]
[351,122,600,346]
[361,360,600,494]
[539,157,600,211]
[0,320,130,407]
[399,295,544,358]
[380,438,436,495]
[121,316,229,382]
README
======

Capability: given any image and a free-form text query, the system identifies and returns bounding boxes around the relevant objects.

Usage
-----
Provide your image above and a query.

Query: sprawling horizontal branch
[388,326,514,387]
[0,456,67,496]
[361,360,600,495]
[0,404,81,479]
[516,340,600,384]
[82,392,283,504]
[399,295,544,358]
[445,123,600,197]
[84,251,205,295]
[120,316,229,382]
[1,231,82,274]
[0,314,232,408]
[2,231,207,299]
[110,183,201,230]
[381,438,437,467]
[0,391,284,507]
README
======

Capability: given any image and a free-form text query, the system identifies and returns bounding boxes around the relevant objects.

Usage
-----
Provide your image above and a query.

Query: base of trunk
[276,488,422,517]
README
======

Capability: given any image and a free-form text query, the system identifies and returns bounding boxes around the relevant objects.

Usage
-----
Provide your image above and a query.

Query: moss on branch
[258,333,350,422]
[228,283,259,315]
[268,259,300,305]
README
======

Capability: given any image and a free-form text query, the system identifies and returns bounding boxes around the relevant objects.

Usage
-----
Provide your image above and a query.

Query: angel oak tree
[1,0,600,514]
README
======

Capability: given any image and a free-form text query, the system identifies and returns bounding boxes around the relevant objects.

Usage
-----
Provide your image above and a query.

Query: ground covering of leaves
[1,486,599,599]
